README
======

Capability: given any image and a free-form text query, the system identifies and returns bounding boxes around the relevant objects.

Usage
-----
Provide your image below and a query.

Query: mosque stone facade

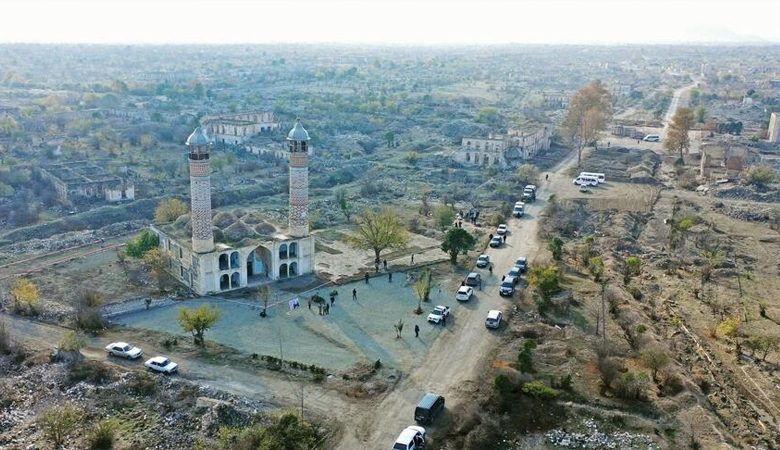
[151,120,315,296]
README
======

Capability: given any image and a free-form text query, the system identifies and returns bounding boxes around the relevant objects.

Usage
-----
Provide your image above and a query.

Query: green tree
[514,164,540,185]
[522,380,560,400]
[177,305,221,346]
[745,335,780,361]
[548,237,564,261]
[39,405,80,447]
[476,107,500,124]
[639,345,671,382]
[517,339,536,373]
[58,331,87,352]
[623,256,641,284]
[154,198,188,224]
[529,265,561,308]
[589,256,605,282]
[562,80,613,166]
[384,131,395,147]
[664,107,695,161]
[744,165,776,187]
[440,228,476,264]
[125,230,159,258]
[695,106,707,123]
[346,208,410,264]
[434,204,456,230]
[334,188,352,222]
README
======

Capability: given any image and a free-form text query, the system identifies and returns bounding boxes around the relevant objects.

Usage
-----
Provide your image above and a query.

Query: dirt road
[0,312,350,421]
[335,152,581,449]
[662,81,698,139]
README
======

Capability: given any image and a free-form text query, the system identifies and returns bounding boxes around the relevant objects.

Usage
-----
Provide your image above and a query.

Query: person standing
[442,314,446,326]
[352,288,357,300]
[388,272,392,282]
[365,272,369,284]
[414,324,420,338]
[308,299,312,310]
[411,253,415,265]
[383,259,388,270]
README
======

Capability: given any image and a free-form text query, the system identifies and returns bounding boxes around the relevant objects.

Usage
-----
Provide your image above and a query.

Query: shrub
[0,320,11,355]
[628,285,643,300]
[744,165,776,187]
[86,417,118,449]
[128,372,158,396]
[76,309,105,334]
[125,229,159,258]
[58,331,86,352]
[67,361,114,385]
[614,371,651,400]
[522,380,560,400]
[39,405,80,447]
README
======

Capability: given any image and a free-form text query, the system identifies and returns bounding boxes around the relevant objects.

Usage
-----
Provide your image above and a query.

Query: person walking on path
[383,259,388,270]
[330,295,335,306]
[145,298,152,310]
[501,275,505,282]
[388,272,392,282]
[545,173,549,181]
[308,299,312,310]
[410,253,415,265]
[365,272,369,284]
[352,288,357,300]
[479,278,483,291]
[488,264,493,276]
[414,324,420,338]
[502,235,506,243]
[442,314,446,326]
[375,262,379,273]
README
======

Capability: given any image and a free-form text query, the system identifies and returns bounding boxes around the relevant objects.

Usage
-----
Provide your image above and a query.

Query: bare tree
[562,80,613,167]
[664,107,695,161]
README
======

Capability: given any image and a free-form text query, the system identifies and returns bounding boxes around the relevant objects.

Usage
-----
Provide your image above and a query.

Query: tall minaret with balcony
[287,119,310,237]
[186,127,215,253]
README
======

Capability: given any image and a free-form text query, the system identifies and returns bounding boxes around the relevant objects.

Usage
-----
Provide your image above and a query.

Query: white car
[476,254,490,268]
[485,310,503,329]
[455,286,474,302]
[427,305,451,324]
[105,342,143,360]
[144,356,178,374]
[393,425,426,450]
[496,224,508,235]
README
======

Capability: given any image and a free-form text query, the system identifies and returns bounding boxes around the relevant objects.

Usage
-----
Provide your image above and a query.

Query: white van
[579,172,606,183]
[573,175,598,186]
[643,134,660,142]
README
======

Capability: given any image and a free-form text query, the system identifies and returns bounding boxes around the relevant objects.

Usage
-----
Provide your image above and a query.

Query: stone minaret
[186,127,214,253]
[287,119,310,237]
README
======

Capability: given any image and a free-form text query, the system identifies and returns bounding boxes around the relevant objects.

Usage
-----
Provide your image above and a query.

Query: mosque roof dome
[286,119,310,141]
[186,127,211,147]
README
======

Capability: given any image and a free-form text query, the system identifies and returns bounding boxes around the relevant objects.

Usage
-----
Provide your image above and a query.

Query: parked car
[507,266,521,280]
[522,186,536,203]
[465,272,481,287]
[144,356,178,374]
[496,224,508,235]
[512,203,524,217]
[427,305,451,324]
[415,393,445,425]
[515,257,528,273]
[499,277,516,296]
[489,236,502,248]
[105,342,143,360]
[485,310,503,329]
[643,134,660,142]
[573,175,599,186]
[393,425,426,450]
[476,254,490,268]
[455,286,474,302]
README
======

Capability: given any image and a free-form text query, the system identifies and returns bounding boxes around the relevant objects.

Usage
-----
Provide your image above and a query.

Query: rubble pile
[715,186,780,203]
[545,418,658,449]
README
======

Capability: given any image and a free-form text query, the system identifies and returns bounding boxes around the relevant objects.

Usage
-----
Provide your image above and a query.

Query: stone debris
[544,418,658,449]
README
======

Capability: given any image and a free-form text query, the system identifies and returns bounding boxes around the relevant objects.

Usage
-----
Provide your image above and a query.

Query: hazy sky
[1,0,779,45]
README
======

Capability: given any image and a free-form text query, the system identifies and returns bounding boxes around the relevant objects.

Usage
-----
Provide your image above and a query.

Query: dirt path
[334,150,581,449]
[0,312,351,421]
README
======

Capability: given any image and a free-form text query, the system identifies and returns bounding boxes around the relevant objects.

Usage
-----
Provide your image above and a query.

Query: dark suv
[465,272,481,287]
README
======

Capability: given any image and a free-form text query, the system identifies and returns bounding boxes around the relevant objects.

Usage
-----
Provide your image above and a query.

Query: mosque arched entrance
[247,245,273,284]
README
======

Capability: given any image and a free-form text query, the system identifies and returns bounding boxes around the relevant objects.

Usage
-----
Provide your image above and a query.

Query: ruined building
[39,161,135,204]
[458,127,551,167]
[151,120,315,295]
[201,111,279,145]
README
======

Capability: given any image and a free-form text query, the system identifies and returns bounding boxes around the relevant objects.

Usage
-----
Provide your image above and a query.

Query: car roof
[503,276,517,283]
[397,427,420,442]
[149,356,169,363]
[434,305,447,309]
[417,393,442,409]
[487,310,502,319]
[478,254,488,258]
[110,342,129,347]
[509,266,520,272]
[491,236,501,240]
[517,256,527,261]
[458,286,471,292]
[467,272,479,277]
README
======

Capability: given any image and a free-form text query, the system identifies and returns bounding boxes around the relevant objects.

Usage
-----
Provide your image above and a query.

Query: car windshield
[393,444,407,450]
[458,287,469,293]
[121,345,131,351]
[501,281,513,288]
[158,359,169,365]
